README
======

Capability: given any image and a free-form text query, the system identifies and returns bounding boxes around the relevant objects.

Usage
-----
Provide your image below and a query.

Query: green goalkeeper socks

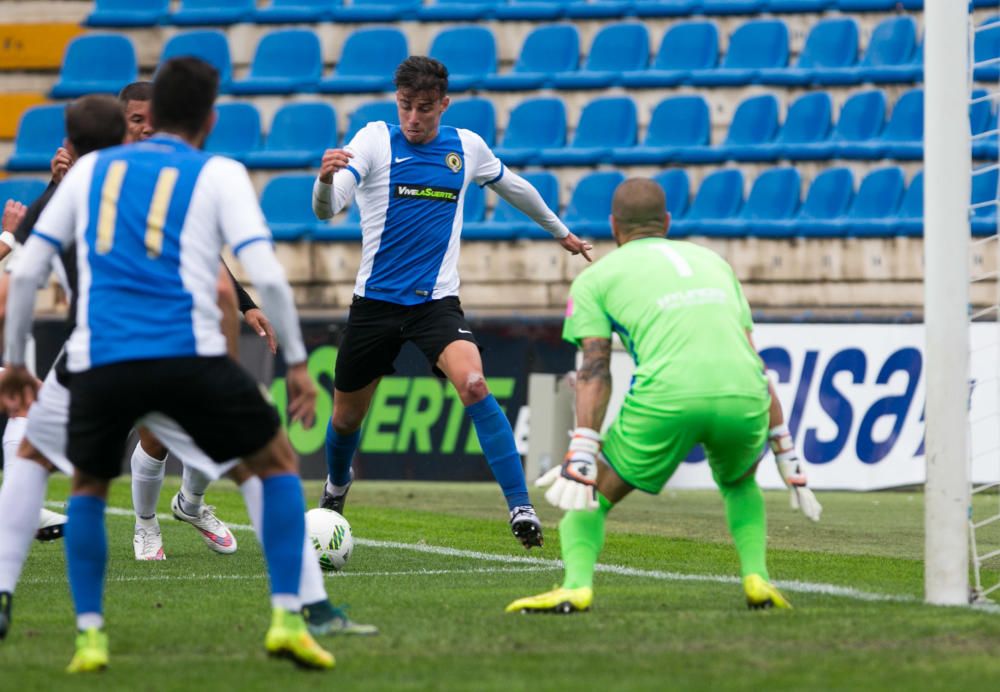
[719,474,769,580]
[560,494,613,590]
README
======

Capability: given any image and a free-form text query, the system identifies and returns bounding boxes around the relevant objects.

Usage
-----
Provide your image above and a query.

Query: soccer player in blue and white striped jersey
[313,56,592,549]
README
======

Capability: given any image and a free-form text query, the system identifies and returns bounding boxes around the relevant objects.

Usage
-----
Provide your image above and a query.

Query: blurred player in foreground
[313,56,592,549]
[508,178,802,615]
[2,58,333,671]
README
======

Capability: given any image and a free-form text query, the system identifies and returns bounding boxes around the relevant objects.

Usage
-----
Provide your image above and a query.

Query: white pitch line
[48,503,1000,612]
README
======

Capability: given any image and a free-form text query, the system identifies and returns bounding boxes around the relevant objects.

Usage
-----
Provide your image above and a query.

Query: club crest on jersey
[445,153,462,173]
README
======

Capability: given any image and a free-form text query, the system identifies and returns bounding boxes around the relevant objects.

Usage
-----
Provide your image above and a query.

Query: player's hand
[318,149,354,184]
[50,147,75,184]
[0,365,39,417]
[244,308,277,354]
[285,362,317,428]
[536,427,601,511]
[2,199,27,234]
[559,232,593,262]
[771,427,822,522]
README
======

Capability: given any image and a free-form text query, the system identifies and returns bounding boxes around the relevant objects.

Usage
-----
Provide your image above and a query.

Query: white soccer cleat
[36,508,67,542]
[170,493,237,555]
[133,525,166,561]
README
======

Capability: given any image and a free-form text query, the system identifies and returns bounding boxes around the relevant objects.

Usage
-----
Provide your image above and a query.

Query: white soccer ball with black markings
[306,508,353,572]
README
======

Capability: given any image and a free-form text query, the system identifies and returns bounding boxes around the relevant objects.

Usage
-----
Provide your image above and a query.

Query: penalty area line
[59,504,999,612]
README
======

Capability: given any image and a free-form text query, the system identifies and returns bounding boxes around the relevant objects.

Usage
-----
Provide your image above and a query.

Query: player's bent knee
[137,427,168,461]
[331,409,364,435]
[458,373,489,405]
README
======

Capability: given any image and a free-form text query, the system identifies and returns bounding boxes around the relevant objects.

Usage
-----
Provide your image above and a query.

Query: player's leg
[169,459,237,555]
[130,428,167,560]
[322,379,380,512]
[3,413,64,541]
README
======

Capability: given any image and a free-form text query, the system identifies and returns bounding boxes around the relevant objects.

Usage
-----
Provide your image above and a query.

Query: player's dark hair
[117,81,152,104]
[394,56,449,98]
[66,95,126,156]
[151,57,219,137]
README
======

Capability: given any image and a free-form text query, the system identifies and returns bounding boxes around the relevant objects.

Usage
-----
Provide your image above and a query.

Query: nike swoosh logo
[394,156,414,163]
[458,329,472,334]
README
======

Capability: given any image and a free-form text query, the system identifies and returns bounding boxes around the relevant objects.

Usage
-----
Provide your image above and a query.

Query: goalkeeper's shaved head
[610,178,670,245]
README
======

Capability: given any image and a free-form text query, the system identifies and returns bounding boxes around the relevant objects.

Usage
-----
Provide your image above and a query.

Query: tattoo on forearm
[578,340,611,384]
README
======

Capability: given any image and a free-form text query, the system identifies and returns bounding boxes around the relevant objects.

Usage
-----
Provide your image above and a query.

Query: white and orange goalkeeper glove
[535,427,601,511]
[770,424,822,522]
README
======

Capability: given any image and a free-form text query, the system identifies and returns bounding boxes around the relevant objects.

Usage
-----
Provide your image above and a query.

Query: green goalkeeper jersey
[563,237,768,404]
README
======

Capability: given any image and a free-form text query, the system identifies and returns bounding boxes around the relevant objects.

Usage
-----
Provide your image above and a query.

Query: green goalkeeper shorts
[601,394,770,494]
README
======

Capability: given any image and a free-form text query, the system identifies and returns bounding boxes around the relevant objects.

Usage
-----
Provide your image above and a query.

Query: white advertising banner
[604,324,1000,491]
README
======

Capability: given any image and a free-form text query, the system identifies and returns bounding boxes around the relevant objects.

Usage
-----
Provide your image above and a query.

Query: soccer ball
[306,508,353,572]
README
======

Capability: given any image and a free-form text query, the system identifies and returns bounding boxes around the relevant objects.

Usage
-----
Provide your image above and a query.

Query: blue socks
[64,495,107,619]
[324,421,359,486]
[261,474,306,600]
[467,395,530,510]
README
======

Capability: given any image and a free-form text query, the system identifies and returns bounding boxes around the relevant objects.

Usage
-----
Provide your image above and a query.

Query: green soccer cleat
[264,608,335,670]
[303,600,378,637]
[744,574,792,610]
[66,628,109,673]
[505,586,593,614]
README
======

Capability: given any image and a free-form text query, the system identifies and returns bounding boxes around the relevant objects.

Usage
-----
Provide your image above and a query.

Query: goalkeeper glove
[770,424,822,523]
[535,427,601,511]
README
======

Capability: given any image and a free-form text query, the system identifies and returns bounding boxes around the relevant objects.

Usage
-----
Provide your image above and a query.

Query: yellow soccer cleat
[744,574,792,610]
[66,628,109,673]
[264,608,335,670]
[505,586,593,614]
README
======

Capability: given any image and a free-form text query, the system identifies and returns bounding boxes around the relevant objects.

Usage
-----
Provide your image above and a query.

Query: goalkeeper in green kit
[507,178,820,615]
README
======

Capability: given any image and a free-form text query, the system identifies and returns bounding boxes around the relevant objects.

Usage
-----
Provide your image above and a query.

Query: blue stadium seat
[671,169,744,236]
[467,171,560,240]
[261,174,318,241]
[494,98,566,166]
[653,169,690,224]
[839,167,906,237]
[841,89,922,160]
[418,0,502,20]
[230,30,322,94]
[246,102,336,169]
[551,23,649,89]
[822,16,919,85]
[540,97,636,165]
[758,18,858,86]
[765,0,831,10]
[343,101,398,144]
[0,179,48,206]
[972,166,998,237]
[715,94,780,162]
[611,96,711,165]
[564,172,625,238]
[429,26,497,92]
[689,20,788,86]
[793,90,885,160]
[172,0,254,25]
[204,103,260,162]
[779,167,854,237]
[495,0,568,20]
[253,0,339,23]
[702,0,764,14]
[159,31,233,92]
[333,0,420,21]
[482,24,579,91]
[971,89,998,161]
[318,27,406,93]
[313,203,362,241]
[893,171,922,237]
[702,167,800,237]
[565,0,633,19]
[632,0,702,17]
[441,98,496,146]
[975,17,1000,82]
[7,105,66,172]
[760,92,832,161]
[51,35,137,98]
[463,182,486,224]
[87,0,168,26]
[836,0,900,10]
[621,21,718,88]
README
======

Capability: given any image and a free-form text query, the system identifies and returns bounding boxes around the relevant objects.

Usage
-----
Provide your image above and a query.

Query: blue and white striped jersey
[342,122,503,305]
[32,135,273,372]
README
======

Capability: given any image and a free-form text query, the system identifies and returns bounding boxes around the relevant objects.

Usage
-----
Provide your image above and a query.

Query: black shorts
[334,295,479,393]
[67,356,280,480]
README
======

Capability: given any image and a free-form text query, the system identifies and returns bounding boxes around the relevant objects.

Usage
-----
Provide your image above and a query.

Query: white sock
[0,457,49,593]
[179,464,212,516]
[76,613,104,631]
[2,416,28,470]
[239,476,327,605]
[130,443,165,528]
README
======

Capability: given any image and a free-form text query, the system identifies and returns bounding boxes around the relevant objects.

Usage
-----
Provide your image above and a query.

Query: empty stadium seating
[229,29,322,94]
[7,105,66,171]
[86,0,168,27]
[159,31,233,91]
[171,0,254,26]
[203,102,261,161]
[260,173,318,240]
[563,171,626,237]
[253,0,338,23]
[494,98,566,165]
[50,34,137,98]
[428,26,497,92]
[551,23,649,89]
[441,98,496,147]
[245,102,337,168]
[481,24,579,91]
[539,96,636,165]
[317,27,407,93]
[0,178,48,207]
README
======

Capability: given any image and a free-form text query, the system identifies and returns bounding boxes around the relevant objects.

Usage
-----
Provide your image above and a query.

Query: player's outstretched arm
[489,169,593,262]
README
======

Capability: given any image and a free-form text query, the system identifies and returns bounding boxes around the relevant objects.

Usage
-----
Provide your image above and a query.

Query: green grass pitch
[2,476,999,691]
